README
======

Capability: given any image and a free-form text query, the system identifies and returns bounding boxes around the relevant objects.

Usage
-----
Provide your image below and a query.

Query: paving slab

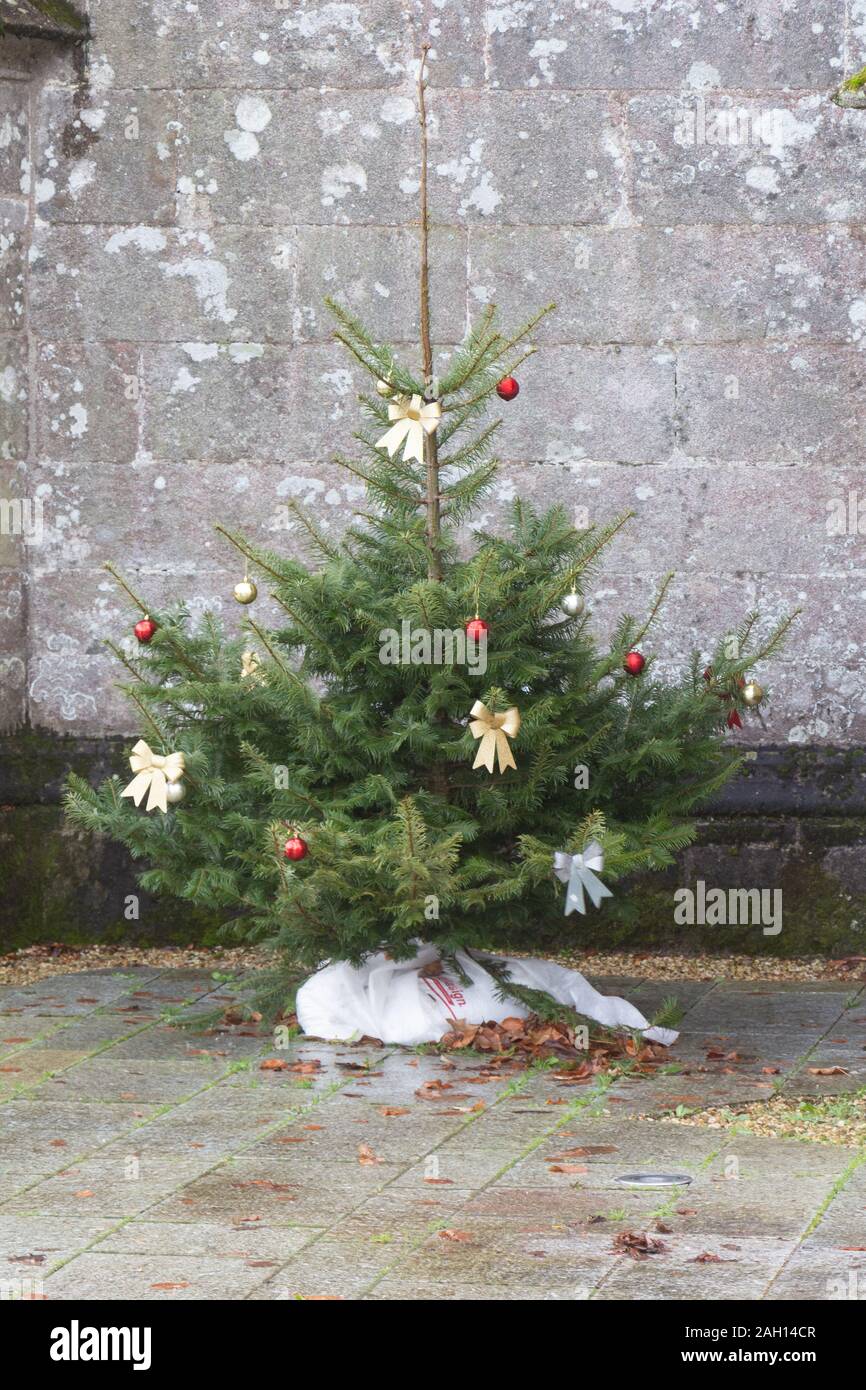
[42,1252,279,1301]
[792,1162,866,1250]
[0,969,169,1017]
[0,1016,74,1057]
[26,1057,232,1105]
[764,1246,866,1301]
[0,1048,94,1100]
[594,1233,796,1301]
[0,1214,118,1273]
[11,1014,160,1054]
[95,1219,317,1261]
[0,970,863,1300]
[0,1099,160,1166]
[678,990,853,1035]
[0,1154,213,1220]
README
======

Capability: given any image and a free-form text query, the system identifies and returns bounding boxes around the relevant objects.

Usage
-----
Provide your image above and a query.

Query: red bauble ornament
[496,376,519,401]
[623,649,646,676]
[465,617,489,642]
[283,835,308,862]
[134,617,158,644]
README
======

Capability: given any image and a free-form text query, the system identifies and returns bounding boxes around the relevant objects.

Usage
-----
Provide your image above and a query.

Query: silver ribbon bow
[553,840,613,916]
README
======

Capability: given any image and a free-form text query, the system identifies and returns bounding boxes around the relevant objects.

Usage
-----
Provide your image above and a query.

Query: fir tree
[65,48,794,1016]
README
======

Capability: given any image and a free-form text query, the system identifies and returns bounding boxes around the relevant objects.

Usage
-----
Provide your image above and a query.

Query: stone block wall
[0,0,864,742]
[0,31,30,733]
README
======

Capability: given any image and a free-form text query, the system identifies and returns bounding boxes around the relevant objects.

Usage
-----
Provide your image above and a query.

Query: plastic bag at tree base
[295,943,678,1047]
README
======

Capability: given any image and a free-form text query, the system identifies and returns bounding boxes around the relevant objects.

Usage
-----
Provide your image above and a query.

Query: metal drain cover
[615,1172,692,1188]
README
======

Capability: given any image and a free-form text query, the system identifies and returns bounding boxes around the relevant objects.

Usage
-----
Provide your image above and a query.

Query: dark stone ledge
[1,732,864,954]
[2,732,865,816]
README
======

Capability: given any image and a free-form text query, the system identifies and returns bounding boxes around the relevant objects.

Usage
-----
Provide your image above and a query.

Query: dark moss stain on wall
[1,733,864,952]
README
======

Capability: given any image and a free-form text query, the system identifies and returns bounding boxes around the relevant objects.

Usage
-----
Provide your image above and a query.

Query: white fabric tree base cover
[296,943,677,1048]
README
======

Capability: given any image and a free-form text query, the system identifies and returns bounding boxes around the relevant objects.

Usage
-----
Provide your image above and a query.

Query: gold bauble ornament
[742,680,764,708]
[233,578,257,605]
[376,378,395,398]
[165,779,186,806]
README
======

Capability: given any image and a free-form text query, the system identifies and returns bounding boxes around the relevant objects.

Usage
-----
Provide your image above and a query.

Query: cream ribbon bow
[376,394,442,465]
[553,841,613,916]
[469,700,521,774]
[121,739,186,814]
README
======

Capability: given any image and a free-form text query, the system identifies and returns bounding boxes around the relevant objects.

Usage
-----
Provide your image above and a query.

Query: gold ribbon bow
[121,739,186,814]
[376,393,442,465]
[469,700,521,775]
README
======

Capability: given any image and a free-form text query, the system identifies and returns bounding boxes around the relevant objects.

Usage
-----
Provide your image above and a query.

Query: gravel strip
[1,943,860,989]
[657,1093,866,1147]
[551,949,863,983]
[0,942,270,987]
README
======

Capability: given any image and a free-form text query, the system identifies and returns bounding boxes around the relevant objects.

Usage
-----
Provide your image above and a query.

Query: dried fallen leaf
[438,1230,472,1243]
[357,1144,382,1166]
[150,1281,190,1290]
[259,1058,289,1071]
[612,1230,668,1259]
[378,1106,410,1117]
[808,1066,848,1076]
[415,1080,470,1101]
[691,1251,738,1264]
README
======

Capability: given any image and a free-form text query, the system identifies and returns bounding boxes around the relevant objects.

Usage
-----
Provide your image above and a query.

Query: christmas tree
[65,49,792,1020]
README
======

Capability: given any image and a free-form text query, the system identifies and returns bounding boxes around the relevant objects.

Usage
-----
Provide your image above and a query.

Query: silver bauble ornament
[165,780,186,805]
[233,578,257,605]
[561,590,585,618]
